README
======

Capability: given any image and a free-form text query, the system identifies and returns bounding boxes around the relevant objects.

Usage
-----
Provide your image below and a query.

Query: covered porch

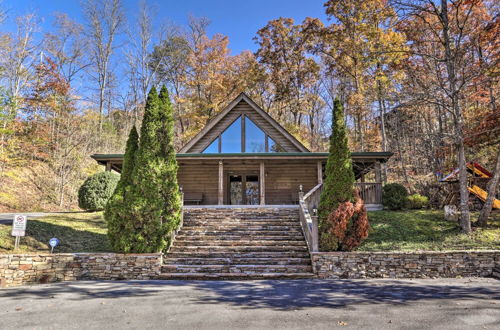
[92,152,391,207]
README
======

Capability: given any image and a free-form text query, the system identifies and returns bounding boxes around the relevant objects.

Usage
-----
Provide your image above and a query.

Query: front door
[228,173,259,205]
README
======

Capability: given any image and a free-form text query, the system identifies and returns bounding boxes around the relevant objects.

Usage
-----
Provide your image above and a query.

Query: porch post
[105,162,112,172]
[260,161,265,205]
[218,161,224,205]
[374,161,382,183]
[317,161,323,184]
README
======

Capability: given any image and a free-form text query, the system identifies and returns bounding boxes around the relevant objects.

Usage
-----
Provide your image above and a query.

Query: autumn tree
[0,13,38,171]
[255,18,324,149]
[82,0,124,135]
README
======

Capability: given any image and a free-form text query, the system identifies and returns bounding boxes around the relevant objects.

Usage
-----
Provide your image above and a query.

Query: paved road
[0,278,498,329]
[0,213,51,225]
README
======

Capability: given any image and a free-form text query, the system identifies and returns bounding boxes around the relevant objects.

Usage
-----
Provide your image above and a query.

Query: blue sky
[3,0,328,54]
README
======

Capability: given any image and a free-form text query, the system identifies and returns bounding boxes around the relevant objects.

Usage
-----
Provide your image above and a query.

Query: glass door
[228,173,259,205]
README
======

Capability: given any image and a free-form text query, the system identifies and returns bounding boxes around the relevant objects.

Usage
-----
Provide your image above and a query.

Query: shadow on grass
[1,279,498,311]
[12,219,110,253]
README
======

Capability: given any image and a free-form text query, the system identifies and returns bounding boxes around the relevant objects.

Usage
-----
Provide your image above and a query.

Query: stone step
[173,240,307,247]
[169,245,309,253]
[183,220,301,226]
[175,234,305,241]
[163,257,311,265]
[157,272,315,280]
[180,225,302,231]
[166,251,310,259]
[161,264,313,274]
[178,230,303,237]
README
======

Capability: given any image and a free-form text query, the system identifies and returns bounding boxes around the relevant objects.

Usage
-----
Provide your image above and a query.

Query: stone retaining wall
[0,253,162,288]
[311,251,500,279]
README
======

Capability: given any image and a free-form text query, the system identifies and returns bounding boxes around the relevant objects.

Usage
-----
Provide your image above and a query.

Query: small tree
[318,98,369,251]
[105,126,139,252]
[124,86,182,253]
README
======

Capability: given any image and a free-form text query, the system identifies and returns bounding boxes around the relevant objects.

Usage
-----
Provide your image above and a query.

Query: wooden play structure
[440,162,500,210]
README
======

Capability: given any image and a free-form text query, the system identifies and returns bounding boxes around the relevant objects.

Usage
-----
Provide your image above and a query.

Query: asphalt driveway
[0,278,498,329]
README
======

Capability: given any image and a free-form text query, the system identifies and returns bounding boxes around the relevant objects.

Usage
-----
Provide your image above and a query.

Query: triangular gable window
[202,115,285,153]
[246,117,266,153]
[203,138,218,153]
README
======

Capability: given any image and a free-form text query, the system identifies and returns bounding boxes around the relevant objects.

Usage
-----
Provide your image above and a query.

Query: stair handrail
[298,183,322,252]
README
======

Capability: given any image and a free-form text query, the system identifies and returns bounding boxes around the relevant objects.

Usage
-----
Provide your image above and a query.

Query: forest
[0,0,498,220]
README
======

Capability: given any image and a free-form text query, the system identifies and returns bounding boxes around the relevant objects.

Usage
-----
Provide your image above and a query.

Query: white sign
[11,215,27,236]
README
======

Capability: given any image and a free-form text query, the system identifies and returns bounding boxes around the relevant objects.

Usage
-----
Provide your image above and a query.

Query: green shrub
[406,194,429,209]
[78,172,120,211]
[382,183,408,210]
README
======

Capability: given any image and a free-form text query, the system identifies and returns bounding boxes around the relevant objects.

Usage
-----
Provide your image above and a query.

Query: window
[202,138,219,153]
[221,116,241,153]
[246,118,266,152]
[201,114,286,153]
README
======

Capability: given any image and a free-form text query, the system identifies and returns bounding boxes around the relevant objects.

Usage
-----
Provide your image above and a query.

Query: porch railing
[298,183,322,252]
[355,182,382,204]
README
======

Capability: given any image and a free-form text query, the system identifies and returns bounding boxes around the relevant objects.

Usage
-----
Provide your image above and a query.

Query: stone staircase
[160,207,315,280]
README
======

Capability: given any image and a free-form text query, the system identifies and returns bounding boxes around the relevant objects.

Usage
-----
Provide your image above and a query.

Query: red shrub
[325,191,369,251]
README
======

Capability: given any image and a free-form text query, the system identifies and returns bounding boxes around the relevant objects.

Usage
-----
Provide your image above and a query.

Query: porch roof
[92,152,392,175]
[91,151,393,163]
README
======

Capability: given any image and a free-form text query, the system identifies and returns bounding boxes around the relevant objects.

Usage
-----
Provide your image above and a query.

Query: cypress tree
[125,86,181,253]
[318,97,357,250]
[104,126,139,252]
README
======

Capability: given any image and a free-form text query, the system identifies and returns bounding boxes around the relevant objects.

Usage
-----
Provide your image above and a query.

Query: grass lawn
[0,210,498,253]
[0,212,110,253]
[359,210,500,251]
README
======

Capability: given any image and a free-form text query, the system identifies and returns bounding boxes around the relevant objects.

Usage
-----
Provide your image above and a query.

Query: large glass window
[201,114,287,153]
[246,118,266,152]
[221,117,242,153]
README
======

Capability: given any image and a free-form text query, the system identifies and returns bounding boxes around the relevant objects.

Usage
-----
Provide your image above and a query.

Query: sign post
[11,215,27,251]
[49,238,59,253]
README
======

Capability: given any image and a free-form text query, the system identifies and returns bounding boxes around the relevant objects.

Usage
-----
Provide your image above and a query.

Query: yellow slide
[468,185,500,209]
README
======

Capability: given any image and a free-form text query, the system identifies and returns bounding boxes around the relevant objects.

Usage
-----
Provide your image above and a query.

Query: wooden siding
[265,162,318,204]
[177,164,219,205]
[187,100,302,153]
[177,161,319,205]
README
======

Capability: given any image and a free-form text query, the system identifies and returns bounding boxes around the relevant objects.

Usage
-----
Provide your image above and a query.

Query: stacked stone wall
[0,253,162,288]
[312,251,499,279]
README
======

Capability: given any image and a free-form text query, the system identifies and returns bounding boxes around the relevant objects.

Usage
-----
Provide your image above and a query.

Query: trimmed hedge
[382,183,408,210]
[78,172,120,211]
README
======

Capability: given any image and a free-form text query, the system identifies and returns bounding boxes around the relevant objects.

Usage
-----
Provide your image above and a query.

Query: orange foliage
[325,190,369,251]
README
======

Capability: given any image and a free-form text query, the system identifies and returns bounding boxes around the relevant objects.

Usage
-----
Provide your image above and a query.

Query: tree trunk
[441,0,470,233]
[477,148,500,226]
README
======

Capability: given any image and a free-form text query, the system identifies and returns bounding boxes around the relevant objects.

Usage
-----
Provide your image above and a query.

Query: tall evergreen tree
[125,86,182,253]
[104,126,139,252]
[318,98,363,251]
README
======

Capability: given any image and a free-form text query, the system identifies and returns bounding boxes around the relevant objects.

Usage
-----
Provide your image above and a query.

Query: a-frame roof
[179,93,309,153]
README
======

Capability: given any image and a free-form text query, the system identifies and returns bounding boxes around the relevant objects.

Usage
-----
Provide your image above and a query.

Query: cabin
[92,93,391,209]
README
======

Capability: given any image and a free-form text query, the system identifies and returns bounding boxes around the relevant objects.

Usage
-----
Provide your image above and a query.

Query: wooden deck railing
[298,183,322,252]
[355,182,382,204]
